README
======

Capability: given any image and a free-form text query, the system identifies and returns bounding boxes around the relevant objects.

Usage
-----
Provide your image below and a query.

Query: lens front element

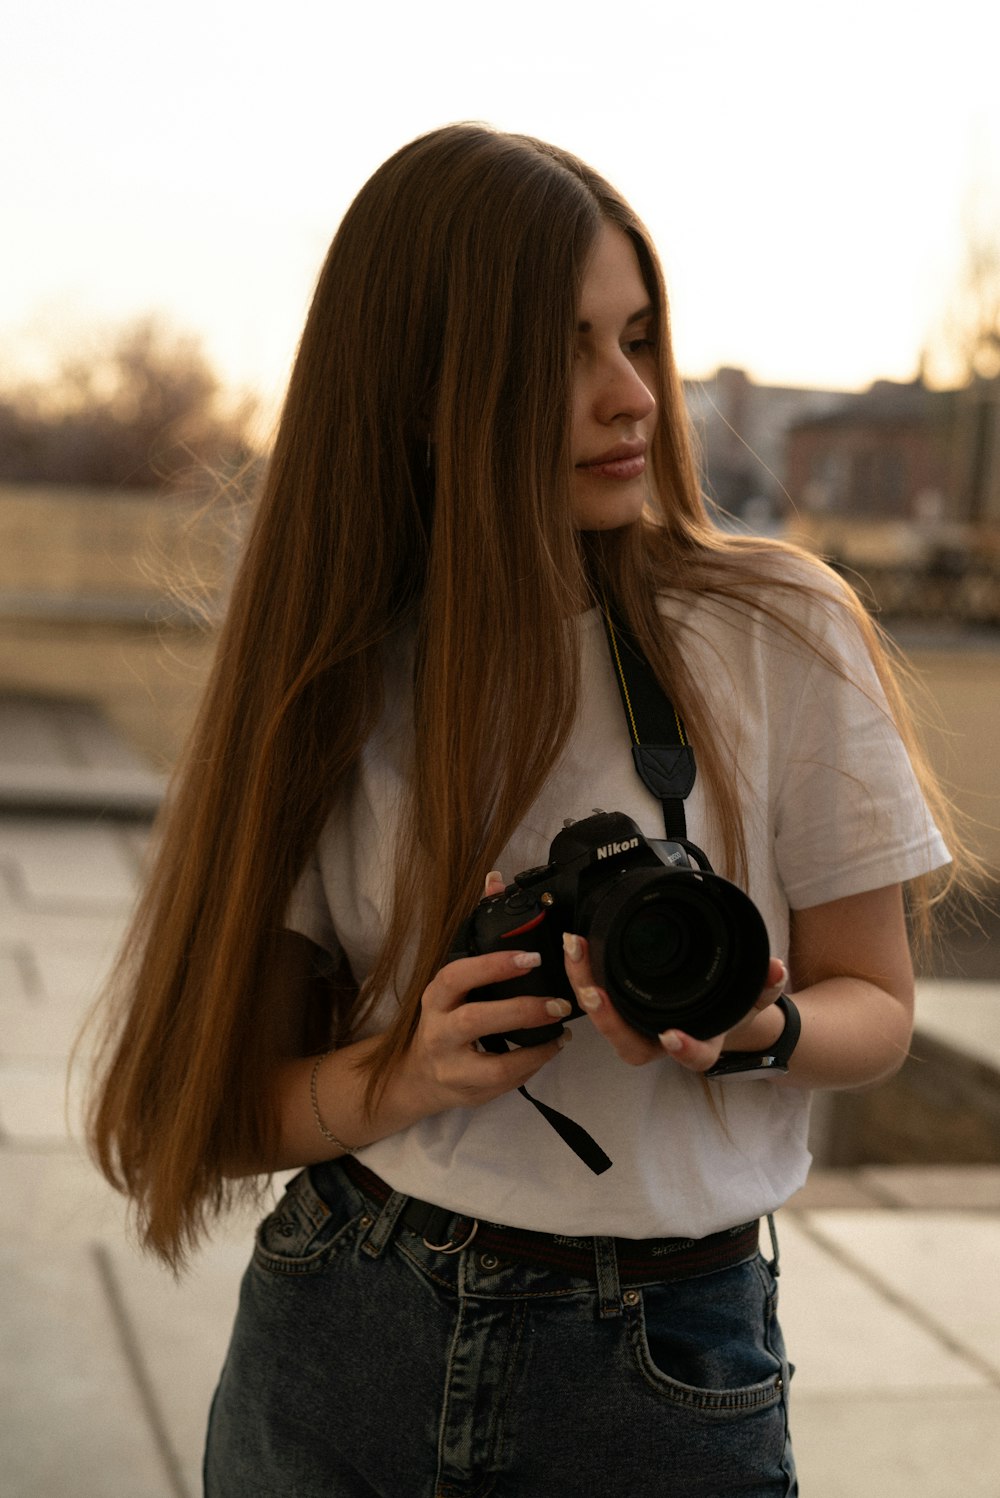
[587,869,770,1040]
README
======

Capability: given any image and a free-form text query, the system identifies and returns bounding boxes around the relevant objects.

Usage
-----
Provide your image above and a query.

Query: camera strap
[512,1082,612,1173]
[473,1035,612,1176]
[473,598,700,1179]
[599,597,696,839]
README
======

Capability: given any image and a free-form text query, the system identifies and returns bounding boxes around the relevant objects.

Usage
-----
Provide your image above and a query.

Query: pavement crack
[90,1241,192,1498]
[796,1213,1000,1390]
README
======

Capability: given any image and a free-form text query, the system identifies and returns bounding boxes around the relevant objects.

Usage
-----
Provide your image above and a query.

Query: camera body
[453,810,770,1046]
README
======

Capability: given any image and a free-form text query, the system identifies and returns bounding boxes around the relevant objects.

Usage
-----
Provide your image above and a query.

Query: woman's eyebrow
[576,303,654,334]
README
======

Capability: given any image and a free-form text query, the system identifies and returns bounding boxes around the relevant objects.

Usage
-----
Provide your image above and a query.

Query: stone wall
[811,1032,1000,1168]
[0,484,238,767]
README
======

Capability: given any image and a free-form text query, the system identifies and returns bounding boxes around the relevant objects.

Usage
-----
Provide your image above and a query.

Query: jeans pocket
[627,1256,787,1416]
[252,1164,365,1275]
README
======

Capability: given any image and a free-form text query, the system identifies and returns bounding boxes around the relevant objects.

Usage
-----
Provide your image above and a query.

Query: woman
[88,124,956,1496]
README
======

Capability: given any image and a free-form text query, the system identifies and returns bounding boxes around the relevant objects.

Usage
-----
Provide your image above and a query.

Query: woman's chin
[571,485,648,532]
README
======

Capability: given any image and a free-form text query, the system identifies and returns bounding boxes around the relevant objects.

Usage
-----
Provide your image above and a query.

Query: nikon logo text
[596,838,640,860]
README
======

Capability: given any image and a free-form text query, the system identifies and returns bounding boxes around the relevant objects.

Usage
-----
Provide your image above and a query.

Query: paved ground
[2,700,1000,1496]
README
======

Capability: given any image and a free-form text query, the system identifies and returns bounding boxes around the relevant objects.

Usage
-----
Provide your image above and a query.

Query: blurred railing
[831,555,1000,630]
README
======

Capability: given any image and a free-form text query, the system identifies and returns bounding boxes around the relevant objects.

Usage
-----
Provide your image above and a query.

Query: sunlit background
[4,0,999,412]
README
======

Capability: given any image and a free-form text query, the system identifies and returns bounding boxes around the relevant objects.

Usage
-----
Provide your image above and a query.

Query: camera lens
[619,898,717,983]
[584,869,770,1040]
[621,907,686,975]
[616,885,729,1008]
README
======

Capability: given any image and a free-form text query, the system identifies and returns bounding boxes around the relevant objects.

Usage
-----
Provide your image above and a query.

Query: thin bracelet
[309,1050,357,1153]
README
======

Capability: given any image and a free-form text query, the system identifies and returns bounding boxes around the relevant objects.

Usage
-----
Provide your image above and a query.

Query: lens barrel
[585,869,770,1040]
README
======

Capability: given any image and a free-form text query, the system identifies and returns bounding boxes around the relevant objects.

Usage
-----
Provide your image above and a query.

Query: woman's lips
[577,452,646,480]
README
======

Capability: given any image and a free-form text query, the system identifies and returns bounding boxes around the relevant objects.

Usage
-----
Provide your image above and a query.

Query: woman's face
[570,223,658,531]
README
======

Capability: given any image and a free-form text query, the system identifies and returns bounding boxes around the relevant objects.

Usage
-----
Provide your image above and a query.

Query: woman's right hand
[269,876,570,1171]
[400,947,572,1115]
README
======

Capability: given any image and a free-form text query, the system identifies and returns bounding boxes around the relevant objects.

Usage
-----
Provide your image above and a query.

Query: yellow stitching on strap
[672,705,687,746]
[601,601,641,745]
[601,594,688,748]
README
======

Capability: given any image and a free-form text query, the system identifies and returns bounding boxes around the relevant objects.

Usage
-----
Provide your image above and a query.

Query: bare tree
[930,181,1000,387]
[0,316,258,489]
[919,180,1000,526]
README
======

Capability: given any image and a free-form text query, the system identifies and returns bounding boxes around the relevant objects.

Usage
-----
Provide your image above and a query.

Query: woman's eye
[624,337,655,356]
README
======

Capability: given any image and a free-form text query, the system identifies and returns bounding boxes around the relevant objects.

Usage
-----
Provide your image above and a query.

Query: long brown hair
[86,123,963,1266]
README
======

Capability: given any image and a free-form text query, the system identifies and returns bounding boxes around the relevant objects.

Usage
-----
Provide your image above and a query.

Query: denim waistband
[340,1155,759,1286]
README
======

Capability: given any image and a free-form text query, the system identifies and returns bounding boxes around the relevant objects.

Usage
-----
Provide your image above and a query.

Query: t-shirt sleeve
[773,605,950,909]
[284,846,342,957]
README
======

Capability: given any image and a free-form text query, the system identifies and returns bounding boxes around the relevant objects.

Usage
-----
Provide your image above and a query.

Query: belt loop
[360,1189,409,1259]
[594,1236,623,1319]
[765,1213,780,1277]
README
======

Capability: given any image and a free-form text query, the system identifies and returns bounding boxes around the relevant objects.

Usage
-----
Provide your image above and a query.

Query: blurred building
[685,365,845,528]
[784,378,951,521]
[686,365,1000,531]
[785,376,1000,528]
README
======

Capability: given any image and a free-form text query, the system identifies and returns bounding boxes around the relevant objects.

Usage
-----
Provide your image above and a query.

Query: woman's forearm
[707,968,914,1091]
[264,1036,434,1173]
[775,975,914,1090]
[239,945,574,1176]
[777,884,917,1090]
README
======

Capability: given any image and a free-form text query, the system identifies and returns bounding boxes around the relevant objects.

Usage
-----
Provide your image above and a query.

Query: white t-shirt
[287,579,949,1239]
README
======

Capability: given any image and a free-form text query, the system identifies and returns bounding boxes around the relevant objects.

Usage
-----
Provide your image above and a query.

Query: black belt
[341,1156,759,1286]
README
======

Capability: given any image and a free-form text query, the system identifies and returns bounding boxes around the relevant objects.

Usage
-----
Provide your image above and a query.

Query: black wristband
[704,994,801,1079]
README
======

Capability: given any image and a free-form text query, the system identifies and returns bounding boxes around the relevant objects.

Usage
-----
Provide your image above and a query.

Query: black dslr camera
[454,810,770,1046]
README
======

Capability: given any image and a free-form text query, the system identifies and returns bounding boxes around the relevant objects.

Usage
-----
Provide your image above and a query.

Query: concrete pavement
[2,709,1000,1495]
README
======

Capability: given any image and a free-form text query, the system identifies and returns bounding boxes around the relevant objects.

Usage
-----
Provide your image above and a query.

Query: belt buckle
[423,1219,479,1255]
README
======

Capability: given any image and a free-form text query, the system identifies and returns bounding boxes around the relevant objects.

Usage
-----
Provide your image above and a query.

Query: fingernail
[579,986,602,1012]
[562,932,583,962]
[512,951,541,970]
[660,1030,682,1053]
[545,999,573,1017]
[777,960,789,988]
[487,870,503,885]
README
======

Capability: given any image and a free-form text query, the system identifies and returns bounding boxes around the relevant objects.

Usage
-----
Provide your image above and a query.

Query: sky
[3,0,999,420]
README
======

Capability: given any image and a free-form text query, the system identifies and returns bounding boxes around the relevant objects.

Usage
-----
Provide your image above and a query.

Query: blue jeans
[204,1161,797,1497]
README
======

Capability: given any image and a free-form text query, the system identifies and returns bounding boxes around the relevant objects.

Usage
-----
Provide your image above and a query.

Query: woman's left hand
[561,931,787,1071]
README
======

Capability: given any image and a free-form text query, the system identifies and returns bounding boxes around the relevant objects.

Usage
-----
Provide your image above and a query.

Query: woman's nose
[595,358,656,425]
